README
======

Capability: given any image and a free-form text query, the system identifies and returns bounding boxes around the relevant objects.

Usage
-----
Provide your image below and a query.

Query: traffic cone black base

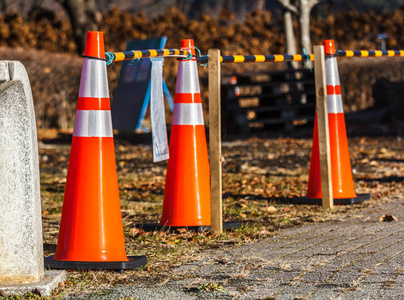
[44,255,147,272]
[136,222,241,233]
[292,193,370,205]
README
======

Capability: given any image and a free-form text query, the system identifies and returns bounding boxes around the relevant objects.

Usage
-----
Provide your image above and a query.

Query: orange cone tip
[323,39,336,55]
[181,39,196,56]
[84,31,106,59]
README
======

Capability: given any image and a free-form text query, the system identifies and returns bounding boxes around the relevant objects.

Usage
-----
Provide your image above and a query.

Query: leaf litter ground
[35,129,404,299]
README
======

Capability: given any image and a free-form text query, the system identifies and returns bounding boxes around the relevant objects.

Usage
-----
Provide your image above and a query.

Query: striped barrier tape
[105,50,314,65]
[105,49,191,65]
[197,54,313,64]
[214,50,404,61]
[104,49,404,65]
[335,50,404,57]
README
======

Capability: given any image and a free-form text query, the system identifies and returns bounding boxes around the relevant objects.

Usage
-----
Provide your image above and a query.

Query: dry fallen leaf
[130,227,140,236]
[263,206,278,213]
[379,215,398,222]
[267,153,275,159]
[282,207,291,212]
[260,229,270,235]
[379,148,387,154]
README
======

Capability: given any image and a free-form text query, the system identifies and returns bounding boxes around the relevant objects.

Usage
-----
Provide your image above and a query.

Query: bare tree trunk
[60,0,99,55]
[299,0,319,68]
[283,8,297,55]
[299,0,319,54]
[257,0,266,10]
[278,0,298,68]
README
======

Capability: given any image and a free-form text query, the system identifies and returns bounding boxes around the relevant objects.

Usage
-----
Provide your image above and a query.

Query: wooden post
[313,45,333,210]
[209,49,223,234]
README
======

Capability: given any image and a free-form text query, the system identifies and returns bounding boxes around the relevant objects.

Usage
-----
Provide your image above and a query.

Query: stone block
[0,60,65,295]
[0,270,66,297]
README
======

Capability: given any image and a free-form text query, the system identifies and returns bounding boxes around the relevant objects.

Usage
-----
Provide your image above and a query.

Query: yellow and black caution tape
[105,50,314,65]
[105,49,404,66]
[196,54,313,64]
[105,49,190,65]
[199,50,404,63]
[335,50,404,57]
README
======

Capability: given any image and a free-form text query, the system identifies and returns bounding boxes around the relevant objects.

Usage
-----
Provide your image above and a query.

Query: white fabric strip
[150,58,169,162]
[325,56,341,86]
[73,110,113,137]
[175,60,201,94]
[172,103,204,125]
[327,94,344,114]
[78,58,109,98]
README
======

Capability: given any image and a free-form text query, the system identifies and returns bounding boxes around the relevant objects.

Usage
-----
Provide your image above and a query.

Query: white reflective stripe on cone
[172,103,204,125]
[73,110,113,137]
[327,94,344,114]
[325,57,341,86]
[79,59,109,98]
[175,60,201,94]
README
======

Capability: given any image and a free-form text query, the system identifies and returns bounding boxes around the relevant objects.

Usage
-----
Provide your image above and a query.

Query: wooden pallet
[221,68,316,133]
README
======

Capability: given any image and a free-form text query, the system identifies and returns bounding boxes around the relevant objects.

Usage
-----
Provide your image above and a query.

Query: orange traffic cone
[297,40,369,205]
[45,31,146,271]
[159,39,211,230]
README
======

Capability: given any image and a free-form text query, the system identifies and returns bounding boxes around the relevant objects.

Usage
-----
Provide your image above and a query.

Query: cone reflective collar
[45,31,146,271]
[302,39,370,205]
[160,39,211,228]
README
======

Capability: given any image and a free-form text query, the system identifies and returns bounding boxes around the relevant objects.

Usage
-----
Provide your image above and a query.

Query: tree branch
[276,0,299,15]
